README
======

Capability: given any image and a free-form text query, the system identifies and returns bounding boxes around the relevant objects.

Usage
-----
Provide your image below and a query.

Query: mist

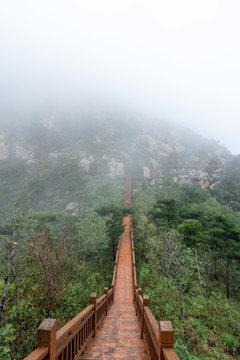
[1,1,240,153]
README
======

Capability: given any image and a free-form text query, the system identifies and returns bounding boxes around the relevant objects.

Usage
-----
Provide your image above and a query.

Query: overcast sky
[1,1,240,153]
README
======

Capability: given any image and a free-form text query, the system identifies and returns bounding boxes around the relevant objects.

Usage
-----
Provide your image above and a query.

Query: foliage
[149,198,179,226]
[146,230,198,319]
[0,175,122,358]
[211,155,240,211]
[132,178,240,360]
[74,214,109,262]
[0,324,16,360]
[0,120,240,359]
[96,204,130,260]
[178,219,204,247]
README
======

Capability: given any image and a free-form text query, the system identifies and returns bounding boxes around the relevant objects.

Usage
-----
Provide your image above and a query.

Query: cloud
[0,0,240,153]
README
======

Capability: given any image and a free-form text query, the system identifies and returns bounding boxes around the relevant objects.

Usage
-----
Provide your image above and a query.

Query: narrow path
[80,215,147,359]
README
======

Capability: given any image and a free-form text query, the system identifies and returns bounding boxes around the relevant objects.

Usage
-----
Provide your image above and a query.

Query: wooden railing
[130,221,180,360]
[125,177,131,207]
[23,235,121,360]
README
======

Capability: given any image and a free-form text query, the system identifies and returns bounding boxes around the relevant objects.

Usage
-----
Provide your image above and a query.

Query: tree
[178,219,204,247]
[146,230,198,321]
[134,215,157,257]
[96,205,130,260]
[27,223,73,316]
[207,214,240,299]
[178,219,207,296]
[0,206,24,329]
[75,215,108,262]
[211,156,240,211]
[150,198,178,227]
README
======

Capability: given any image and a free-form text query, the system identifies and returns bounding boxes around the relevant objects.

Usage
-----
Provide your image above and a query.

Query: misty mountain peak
[0,116,231,185]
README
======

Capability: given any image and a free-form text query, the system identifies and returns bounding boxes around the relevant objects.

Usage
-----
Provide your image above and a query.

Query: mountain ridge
[0,114,236,219]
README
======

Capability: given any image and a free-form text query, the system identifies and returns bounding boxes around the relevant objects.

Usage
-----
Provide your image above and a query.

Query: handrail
[23,230,122,360]
[163,348,181,360]
[56,304,94,355]
[23,348,49,360]
[130,217,180,360]
[125,177,131,207]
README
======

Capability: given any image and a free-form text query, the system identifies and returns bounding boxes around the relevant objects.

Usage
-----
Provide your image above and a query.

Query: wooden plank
[23,348,48,360]
[133,266,137,288]
[57,305,94,341]
[108,288,113,296]
[111,264,117,287]
[77,330,94,356]
[132,251,135,265]
[163,348,180,360]
[96,294,107,307]
[79,215,149,359]
[37,319,56,360]
[108,288,113,307]
[160,321,174,345]
[56,306,94,355]
[144,308,159,354]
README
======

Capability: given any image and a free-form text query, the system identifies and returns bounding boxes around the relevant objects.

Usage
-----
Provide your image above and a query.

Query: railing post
[136,288,142,314]
[115,261,118,279]
[104,287,109,315]
[37,319,56,360]
[90,293,97,337]
[159,321,174,359]
[141,295,149,339]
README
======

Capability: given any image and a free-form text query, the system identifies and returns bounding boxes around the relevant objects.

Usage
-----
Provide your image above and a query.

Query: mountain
[0,113,236,219]
[1,113,240,360]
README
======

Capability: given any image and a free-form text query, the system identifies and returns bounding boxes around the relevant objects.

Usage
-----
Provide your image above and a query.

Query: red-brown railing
[125,177,131,207]
[130,221,180,360]
[23,235,121,360]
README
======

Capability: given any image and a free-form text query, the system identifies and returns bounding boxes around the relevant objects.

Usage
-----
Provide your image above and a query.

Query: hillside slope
[0,114,235,219]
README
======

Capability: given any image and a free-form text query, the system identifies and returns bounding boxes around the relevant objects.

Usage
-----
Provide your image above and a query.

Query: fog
[1,1,240,153]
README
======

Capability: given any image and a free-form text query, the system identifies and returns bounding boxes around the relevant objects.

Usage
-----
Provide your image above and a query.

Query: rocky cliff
[0,116,231,189]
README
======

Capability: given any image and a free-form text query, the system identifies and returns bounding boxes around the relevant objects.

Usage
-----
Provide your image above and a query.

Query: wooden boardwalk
[23,177,180,360]
[80,215,147,359]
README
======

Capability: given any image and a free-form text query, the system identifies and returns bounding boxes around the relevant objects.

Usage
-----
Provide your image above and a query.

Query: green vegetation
[132,178,240,360]
[0,119,240,359]
[96,204,131,260]
[0,178,125,359]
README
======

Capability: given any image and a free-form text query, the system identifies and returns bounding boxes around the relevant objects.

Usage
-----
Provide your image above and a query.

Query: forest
[0,119,240,360]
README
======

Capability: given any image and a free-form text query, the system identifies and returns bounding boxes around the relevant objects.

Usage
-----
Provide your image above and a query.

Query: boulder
[65,202,79,216]
[210,181,221,190]
[79,154,95,172]
[0,133,9,159]
[15,142,34,160]
[143,166,151,178]
[108,160,124,178]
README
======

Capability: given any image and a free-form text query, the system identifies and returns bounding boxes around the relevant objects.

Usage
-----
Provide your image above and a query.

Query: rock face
[65,202,79,216]
[15,142,34,160]
[48,152,59,160]
[210,181,221,190]
[143,167,151,178]
[79,154,95,172]
[109,159,124,178]
[0,133,34,161]
[0,133,9,160]
[173,169,216,189]
[0,117,230,186]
